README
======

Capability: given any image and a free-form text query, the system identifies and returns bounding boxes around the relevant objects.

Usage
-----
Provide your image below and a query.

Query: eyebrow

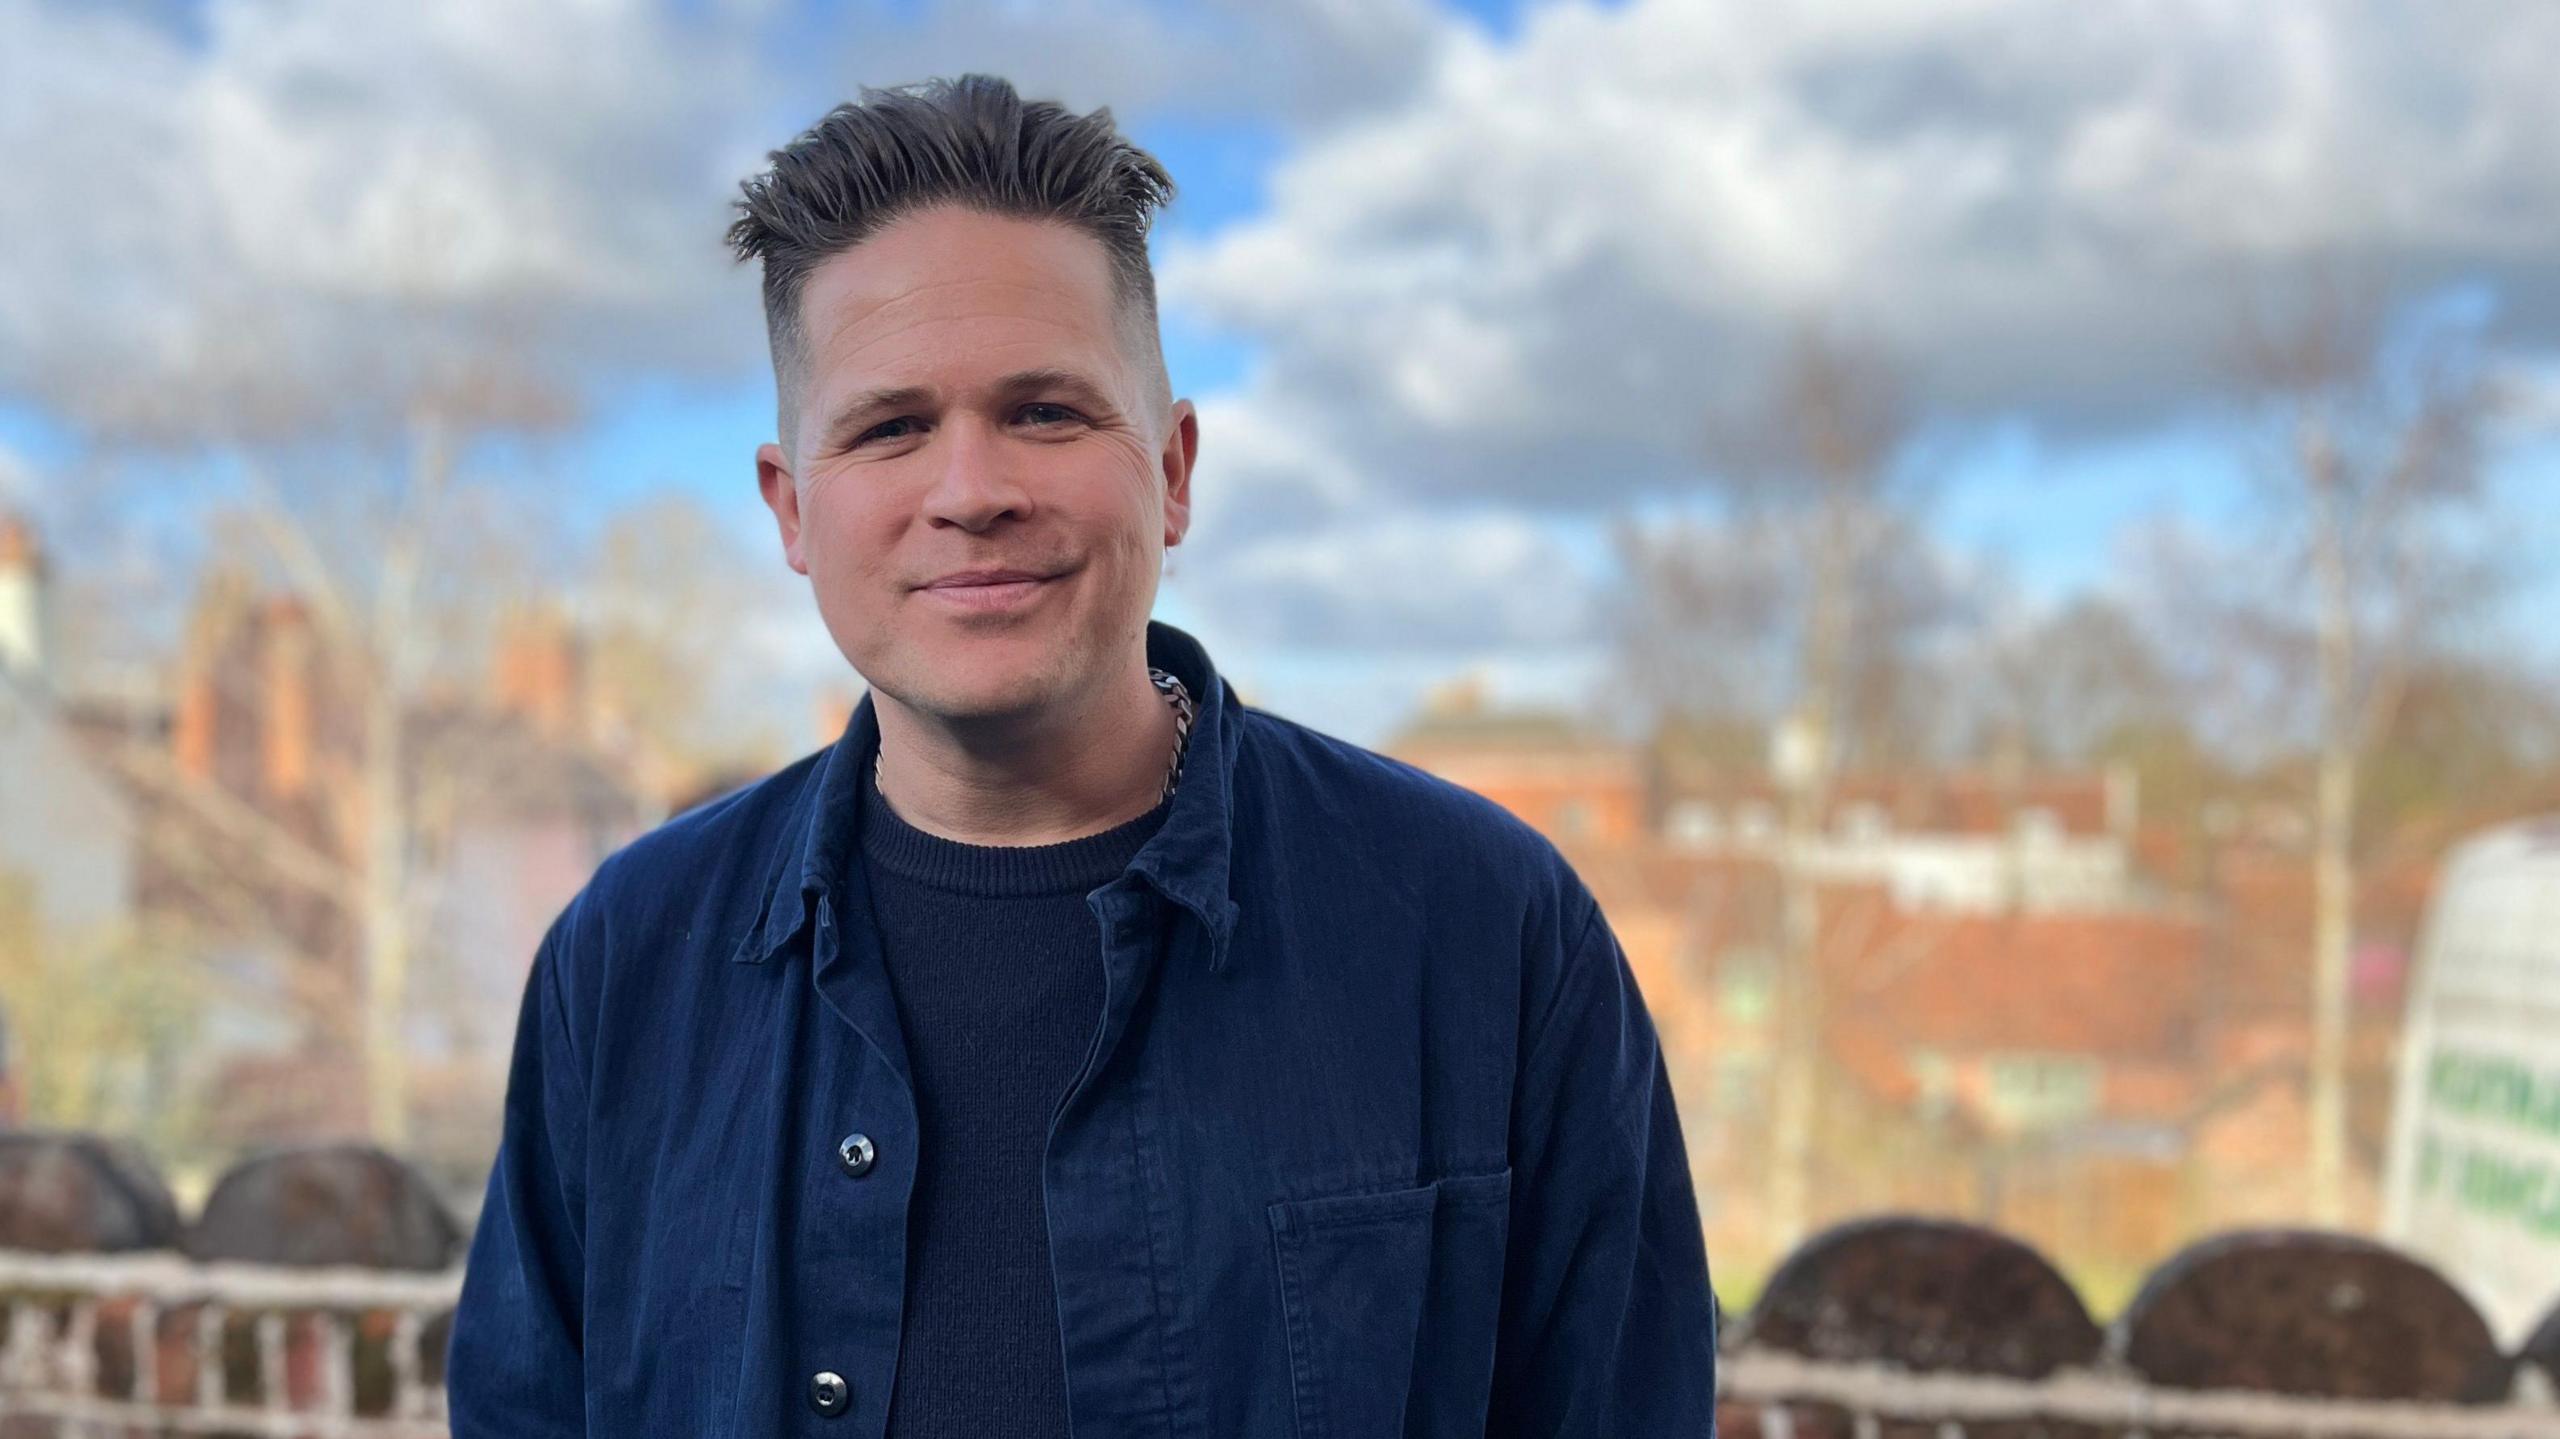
[818,367,1118,454]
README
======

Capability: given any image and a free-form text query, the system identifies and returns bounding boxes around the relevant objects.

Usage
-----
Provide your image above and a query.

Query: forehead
[798,206,1125,388]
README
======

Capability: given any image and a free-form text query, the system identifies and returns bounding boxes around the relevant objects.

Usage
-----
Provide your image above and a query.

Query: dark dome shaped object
[2517,1294,2560,1393]
[187,1142,462,1271]
[0,1129,181,1252]
[1735,1215,2100,1377]
[2117,1228,2508,1402]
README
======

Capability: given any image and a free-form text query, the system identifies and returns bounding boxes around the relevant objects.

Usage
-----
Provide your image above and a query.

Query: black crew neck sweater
[856,760,1170,1437]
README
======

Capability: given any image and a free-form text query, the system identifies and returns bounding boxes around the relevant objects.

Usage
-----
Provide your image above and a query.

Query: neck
[871,653,1177,846]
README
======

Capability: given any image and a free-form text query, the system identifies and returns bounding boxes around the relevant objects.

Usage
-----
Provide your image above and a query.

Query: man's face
[757,205,1197,730]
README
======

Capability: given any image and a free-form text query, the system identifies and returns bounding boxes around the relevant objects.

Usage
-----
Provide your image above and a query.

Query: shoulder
[540,746,833,1010]
[1234,704,1600,941]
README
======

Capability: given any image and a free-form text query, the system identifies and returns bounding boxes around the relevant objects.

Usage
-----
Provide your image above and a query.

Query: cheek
[1088,493,1162,572]
[801,489,895,597]
[1106,448,1169,530]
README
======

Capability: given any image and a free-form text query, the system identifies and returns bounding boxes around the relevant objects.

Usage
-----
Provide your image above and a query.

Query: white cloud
[0,0,775,437]
[0,0,1488,741]
[1174,385,1374,553]
[24,0,2552,738]
[1170,504,1602,652]
[1159,0,2560,510]
[787,0,1453,131]
[0,0,1465,442]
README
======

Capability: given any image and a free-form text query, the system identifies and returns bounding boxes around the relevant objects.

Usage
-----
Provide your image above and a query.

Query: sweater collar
[730,617,1246,972]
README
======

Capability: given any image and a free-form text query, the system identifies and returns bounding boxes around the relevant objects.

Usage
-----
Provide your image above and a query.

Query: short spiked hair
[727,74,1178,452]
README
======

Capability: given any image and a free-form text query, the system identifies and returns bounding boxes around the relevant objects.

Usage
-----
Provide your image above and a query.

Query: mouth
[916,570,1062,614]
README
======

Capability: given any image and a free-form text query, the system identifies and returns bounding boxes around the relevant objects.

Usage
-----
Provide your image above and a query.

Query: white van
[2382,815,2560,1344]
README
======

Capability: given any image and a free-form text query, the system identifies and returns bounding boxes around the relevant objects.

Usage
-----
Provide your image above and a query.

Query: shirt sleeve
[447,915,591,1437]
[1488,891,1721,1436]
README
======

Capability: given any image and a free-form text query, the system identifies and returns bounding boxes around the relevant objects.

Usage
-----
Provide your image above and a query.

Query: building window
[1983,1052,2102,1132]
[1842,801,1888,843]
[2014,807,2063,847]
[1736,802,1777,843]
[1718,947,1773,1026]
[1666,801,1718,848]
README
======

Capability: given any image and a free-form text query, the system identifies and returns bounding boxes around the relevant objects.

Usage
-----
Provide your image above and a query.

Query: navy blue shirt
[858,753,1164,1436]
[449,618,1720,1437]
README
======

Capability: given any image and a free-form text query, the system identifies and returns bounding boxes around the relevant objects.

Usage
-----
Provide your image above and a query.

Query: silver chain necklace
[875,667,1196,805]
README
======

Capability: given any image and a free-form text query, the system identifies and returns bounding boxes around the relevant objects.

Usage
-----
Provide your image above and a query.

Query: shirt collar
[729,617,1245,972]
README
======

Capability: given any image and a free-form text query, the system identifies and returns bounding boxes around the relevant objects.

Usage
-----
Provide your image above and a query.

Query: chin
[901,655,1063,723]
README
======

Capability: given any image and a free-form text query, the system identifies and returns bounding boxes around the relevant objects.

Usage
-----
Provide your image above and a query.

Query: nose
[920,414,1034,533]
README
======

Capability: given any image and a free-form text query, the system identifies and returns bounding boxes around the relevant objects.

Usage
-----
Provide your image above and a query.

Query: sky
[2,0,2556,747]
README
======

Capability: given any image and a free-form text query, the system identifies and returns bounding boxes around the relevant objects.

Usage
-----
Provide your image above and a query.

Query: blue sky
[4,0,2556,748]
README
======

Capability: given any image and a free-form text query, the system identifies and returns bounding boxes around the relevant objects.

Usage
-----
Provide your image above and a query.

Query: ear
[1159,398,1199,549]
[757,442,811,575]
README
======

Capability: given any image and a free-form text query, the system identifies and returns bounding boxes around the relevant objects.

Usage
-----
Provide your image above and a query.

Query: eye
[1016,402,1082,427]
[857,416,923,446]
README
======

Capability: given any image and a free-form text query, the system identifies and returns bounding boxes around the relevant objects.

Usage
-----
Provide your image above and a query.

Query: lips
[915,567,1062,614]
[923,569,1050,589]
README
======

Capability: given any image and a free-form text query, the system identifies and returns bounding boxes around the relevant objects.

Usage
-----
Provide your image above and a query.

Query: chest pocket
[1267,1166,1512,1439]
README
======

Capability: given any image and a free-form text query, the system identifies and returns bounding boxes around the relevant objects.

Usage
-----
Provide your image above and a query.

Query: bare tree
[1974,594,2180,768]
[583,490,809,788]
[76,233,582,1147]
[87,445,543,1146]
[2226,269,2505,1226]
[1617,322,1937,1250]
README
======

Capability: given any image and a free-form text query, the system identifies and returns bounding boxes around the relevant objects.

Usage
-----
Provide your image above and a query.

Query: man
[449,74,1718,1436]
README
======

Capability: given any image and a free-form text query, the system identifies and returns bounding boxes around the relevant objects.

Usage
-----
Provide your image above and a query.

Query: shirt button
[836,1132,876,1178]
[809,1369,850,1417]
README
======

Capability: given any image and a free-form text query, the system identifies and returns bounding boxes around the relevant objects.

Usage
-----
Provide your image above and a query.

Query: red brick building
[1381,693,2438,1277]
